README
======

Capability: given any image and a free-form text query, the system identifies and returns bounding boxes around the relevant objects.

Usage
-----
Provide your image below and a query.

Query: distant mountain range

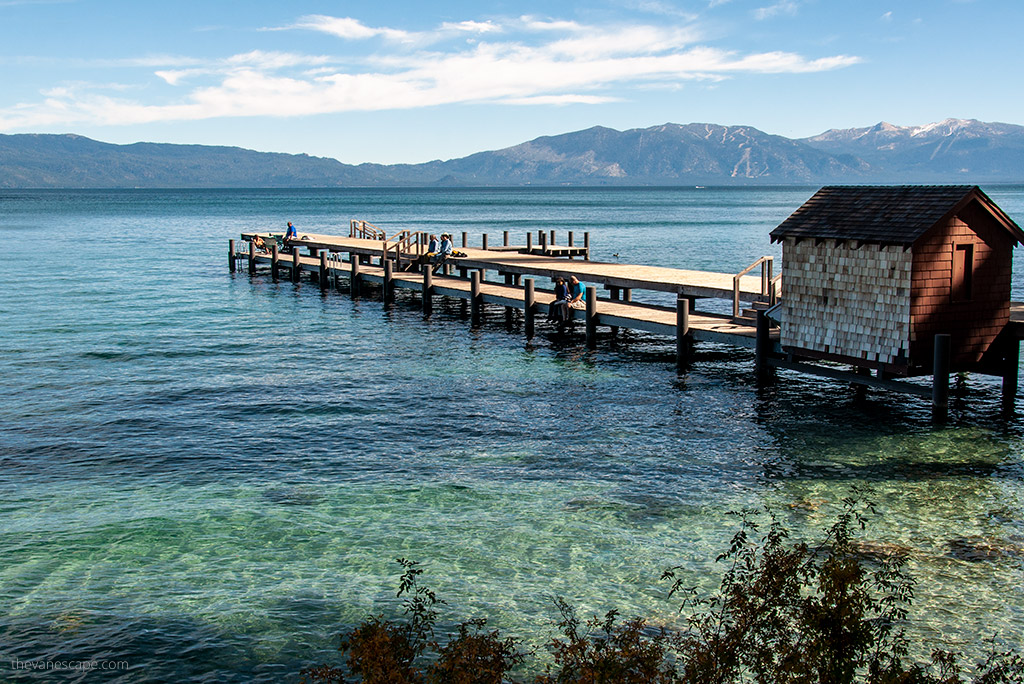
[2,118,1023,188]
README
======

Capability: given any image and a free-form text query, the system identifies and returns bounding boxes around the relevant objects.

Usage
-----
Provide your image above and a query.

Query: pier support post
[228,239,236,272]
[383,259,394,302]
[482,234,488,251]
[471,271,482,324]
[462,232,468,249]
[584,232,590,260]
[549,230,555,245]
[248,240,256,275]
[1002,336,1019,407]
[423,267,433,315]
[755,310,774,384]
[503,231,509,247]
[309,249,319,283]
[271,243,280,282]
[932,333,951,420]
[526,233,533,252]
[350,254,361,297]
[676,293,692,369]
[609,287,620,337]
[585,286,597,349]
[524,278,535,340]
[539,231,547,253]
[319,251,328,291]
[291,249,300,283]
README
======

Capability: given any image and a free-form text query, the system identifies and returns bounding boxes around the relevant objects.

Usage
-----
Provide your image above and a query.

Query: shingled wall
[909,211,1013,366]
[780,238,913,367]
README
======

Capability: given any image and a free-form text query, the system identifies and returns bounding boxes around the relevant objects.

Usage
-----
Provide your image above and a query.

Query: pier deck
[240,232,773,349]
[257,232,769,301]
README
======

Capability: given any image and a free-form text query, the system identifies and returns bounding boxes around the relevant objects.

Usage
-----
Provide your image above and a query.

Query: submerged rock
[946,537,1024,562]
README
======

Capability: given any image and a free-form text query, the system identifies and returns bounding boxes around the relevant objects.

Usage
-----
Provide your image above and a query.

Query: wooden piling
[540,231,548,252]
[584,232,590,260]
[524,278,535,340]
[471,271,482,324]
[383,258,394,302]
[1003,337,1019,406]
[248,239,256,275]
[462,231,468,248]
[676,293,691,368]
[526,233,533,252]
[585,286,597,349]
[568,231,574,247]
[932,333,951,419]
[609,286,620,336]
[309,249,319,283]
[482,234,489,251]
[228,239,236,272]
[755,310,772,383]
[423,267,433,314]
[350,254,361,297]
[271,243,280,281]
[292,249,301,283]
[503,230,509,247]
[549,230,555,245]
[319,251,328,291]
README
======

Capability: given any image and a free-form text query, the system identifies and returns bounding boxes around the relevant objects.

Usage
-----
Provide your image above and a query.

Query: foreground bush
[302,496,1023,683]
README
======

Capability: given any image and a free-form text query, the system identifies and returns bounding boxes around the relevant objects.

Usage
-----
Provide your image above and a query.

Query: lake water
[1,186,1023,682]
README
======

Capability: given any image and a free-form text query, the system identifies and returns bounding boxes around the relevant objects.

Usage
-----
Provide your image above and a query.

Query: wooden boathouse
[766,186,1024,413]
[229,190,1024,419]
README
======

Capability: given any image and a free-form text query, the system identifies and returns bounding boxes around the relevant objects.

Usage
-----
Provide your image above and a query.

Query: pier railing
[733,256,774,318]
[350,220,386,240]
[769,272,782,306]
[381,229,429,270]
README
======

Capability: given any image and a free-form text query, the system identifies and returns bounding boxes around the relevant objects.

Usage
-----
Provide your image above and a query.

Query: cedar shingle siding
[771,186,1023,373]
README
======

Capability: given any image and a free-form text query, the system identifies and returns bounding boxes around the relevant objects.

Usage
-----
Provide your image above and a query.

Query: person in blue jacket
[283,221,298,253]
[567,275,587,310]
[432,233,453,273]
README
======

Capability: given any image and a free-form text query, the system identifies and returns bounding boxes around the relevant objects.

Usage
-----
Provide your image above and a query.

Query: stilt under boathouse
[765,185,1024,417]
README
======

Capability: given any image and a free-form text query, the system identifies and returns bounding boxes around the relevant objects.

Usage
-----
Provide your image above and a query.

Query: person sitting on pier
[567,275,587,310]
[283,221,298,252]
[432,233,453,274]
[548,276,571,326]
[405,234,440,272]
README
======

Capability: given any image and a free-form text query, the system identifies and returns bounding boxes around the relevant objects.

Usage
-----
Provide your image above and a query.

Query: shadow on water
[0,608,334,684]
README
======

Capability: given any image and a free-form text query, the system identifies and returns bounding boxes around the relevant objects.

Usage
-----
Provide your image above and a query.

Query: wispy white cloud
[285,15,412,42]
[0,13,861,131]
[753,1,801,20]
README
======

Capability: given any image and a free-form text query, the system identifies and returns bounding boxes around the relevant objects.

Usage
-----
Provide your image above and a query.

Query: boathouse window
[951,243,974,302]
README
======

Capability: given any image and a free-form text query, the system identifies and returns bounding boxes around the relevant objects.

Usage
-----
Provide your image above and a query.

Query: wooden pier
[232,228,776,358]
[229,217,1023,419]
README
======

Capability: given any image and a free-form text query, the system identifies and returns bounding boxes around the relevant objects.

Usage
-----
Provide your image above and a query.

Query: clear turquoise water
[1,187,1022,682]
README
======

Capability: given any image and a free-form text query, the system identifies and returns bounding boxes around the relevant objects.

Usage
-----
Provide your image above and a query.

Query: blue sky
[1,0,1020,163]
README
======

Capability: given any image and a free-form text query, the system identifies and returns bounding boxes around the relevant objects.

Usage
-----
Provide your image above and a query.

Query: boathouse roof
[769,185,1024,246]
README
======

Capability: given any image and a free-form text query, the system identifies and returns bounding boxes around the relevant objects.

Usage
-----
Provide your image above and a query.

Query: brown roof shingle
[769,185,1024,246]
